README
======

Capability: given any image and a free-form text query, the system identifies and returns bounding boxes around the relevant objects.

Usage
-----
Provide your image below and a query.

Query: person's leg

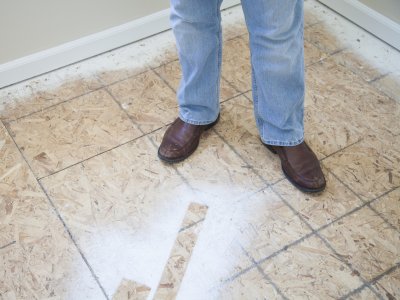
[158,0,223,163]
[171,0,223,125]
[241,0,325,192]
[241,0,304,145]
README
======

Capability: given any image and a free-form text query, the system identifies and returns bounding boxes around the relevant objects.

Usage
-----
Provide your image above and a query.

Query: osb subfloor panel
[1,1,399,299]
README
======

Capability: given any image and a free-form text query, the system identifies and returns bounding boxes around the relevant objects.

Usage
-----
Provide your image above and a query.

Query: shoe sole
[264,143,326,193]
[158,115,220,164]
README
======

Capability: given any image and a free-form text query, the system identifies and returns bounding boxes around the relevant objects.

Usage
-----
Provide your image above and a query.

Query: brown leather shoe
[264,141,326,193]
[158,115,220,163]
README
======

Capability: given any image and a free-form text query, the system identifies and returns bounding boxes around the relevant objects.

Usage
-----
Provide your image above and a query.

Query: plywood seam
[0,118,110,300]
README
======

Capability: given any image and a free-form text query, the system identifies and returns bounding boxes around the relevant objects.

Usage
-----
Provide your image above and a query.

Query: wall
[359,0,400,23]
[0,0,240,88]
[0,1,169,65]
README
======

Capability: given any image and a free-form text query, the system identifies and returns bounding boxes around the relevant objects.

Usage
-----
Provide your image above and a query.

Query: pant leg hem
[179,113,219,126]
[261,136,304,146]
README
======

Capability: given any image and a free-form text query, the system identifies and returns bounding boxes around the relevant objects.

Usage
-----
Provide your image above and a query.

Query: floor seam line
[105,84,195,191]
[319,137,364,161]
[314,231,384,300]
[310,43,399,105]
[303,46,347,68]
[37,131,154,181]
[149,58,180,71]
[104,83,150,131]
[151,67,179,94]
[221,74,243,95]
[213,128,321,286]
[304,20,324,29]
[254,231,316,267]
[1,119,110,300]
[238,243,289,300]
[203,108,399,292]
[369,263,400,286]
[0,241,16,250]
[37,180,111,300]
[179,218,206,233]
[368,72,391,84]
[222,179,397,288]
[339,284,377,300]
[367,203,400,233]
[220,90,248,104]
[8,85,105,124]
[339,262,400,300]
[219,227,316,286]
[99,64,156,87]
[17,74,183,182]
[255,182,398,268]
[310,182,397,234]
[327,170,400,235]
[369,81,400,104]
[331,52,400,104]
[212,129,268,185]
[265,180,382,298]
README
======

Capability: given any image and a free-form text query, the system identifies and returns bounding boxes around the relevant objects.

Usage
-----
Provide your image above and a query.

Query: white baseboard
[318,0,400,51]
[0,0,240,89]
[221,0,241,11]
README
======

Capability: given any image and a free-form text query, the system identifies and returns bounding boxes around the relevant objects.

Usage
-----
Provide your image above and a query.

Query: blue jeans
[170,0,305,146]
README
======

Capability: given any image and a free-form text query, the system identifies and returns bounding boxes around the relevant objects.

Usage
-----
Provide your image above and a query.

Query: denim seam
[215,0,222,118]
[251,65,263,136]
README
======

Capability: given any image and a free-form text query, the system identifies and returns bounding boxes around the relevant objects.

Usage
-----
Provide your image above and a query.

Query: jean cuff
[179,112,219,126]
[261,136,304,146]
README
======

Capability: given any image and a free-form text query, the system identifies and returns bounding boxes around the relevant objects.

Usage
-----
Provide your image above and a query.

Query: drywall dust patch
[110,202,208,300]
[153,202,208,300]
